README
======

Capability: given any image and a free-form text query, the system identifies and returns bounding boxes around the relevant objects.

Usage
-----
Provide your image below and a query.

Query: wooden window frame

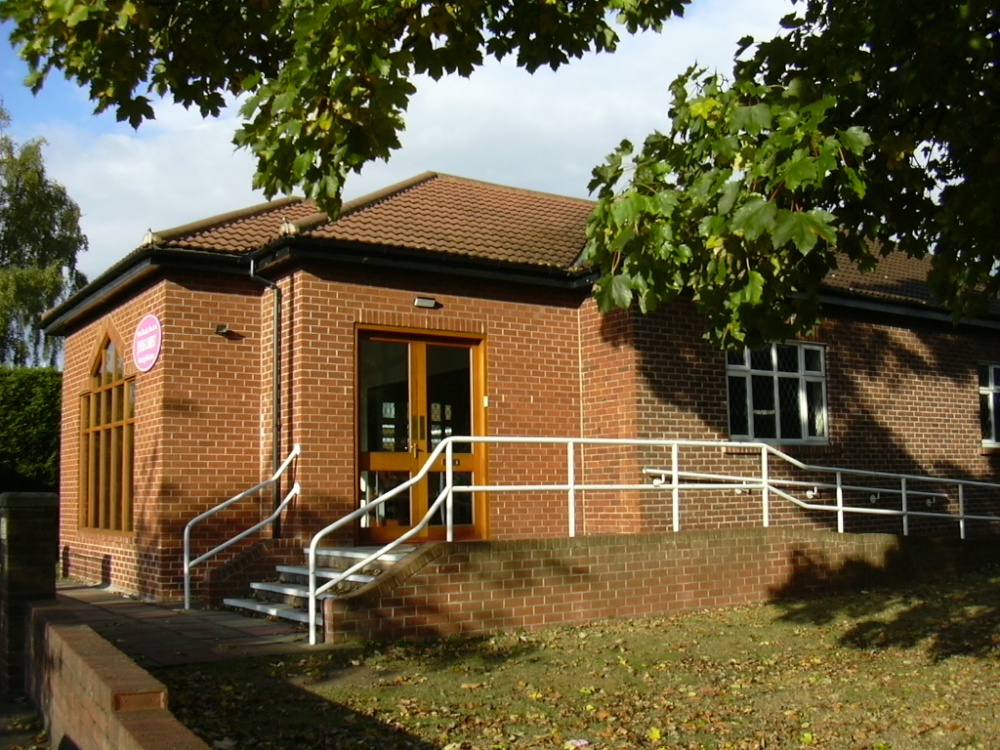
[80,335,136,533]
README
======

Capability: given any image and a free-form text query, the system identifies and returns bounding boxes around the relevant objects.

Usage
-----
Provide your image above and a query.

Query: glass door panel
[359,339,409,453]
[428,472,474,526]
[359,470,411,527]
[359,339,412,528]
[358,332,485,541]
[427,345,472,453]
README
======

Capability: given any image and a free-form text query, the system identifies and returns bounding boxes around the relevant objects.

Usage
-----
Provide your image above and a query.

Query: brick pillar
[0,492,58,697]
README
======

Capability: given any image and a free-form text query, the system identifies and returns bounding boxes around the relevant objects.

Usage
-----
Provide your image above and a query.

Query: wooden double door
[357,330,486,542]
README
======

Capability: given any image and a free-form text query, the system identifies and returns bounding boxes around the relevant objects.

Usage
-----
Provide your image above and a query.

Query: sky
[0,0,792,281]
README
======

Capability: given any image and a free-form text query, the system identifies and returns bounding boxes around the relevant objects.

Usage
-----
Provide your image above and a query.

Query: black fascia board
[42,248,251,336]
[252,236,598,289]
[816,292,1000,331]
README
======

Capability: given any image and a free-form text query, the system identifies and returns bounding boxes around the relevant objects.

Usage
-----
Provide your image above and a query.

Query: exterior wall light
[413,296,439,309]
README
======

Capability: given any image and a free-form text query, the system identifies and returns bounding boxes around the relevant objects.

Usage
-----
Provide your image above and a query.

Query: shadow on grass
[768,543,1000,662]
[155,635,540,749]
[157,650,438,749]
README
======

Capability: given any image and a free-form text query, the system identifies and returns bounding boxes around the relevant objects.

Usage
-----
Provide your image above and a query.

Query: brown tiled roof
[146,172,594,270]
[826,253,937,307]
[143,171,960,313]
[153,196,321,253]
[305,172,594,269]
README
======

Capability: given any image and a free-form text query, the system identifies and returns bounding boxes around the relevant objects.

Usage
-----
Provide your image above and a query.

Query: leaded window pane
[778,377,802,439]
[777,345,798,373]
[727,350,746,366]
[993,393,1000,443]
[727,376,749,435]
[750,349,773,370]
[981,392,993,441]
[804,348,823,373]
[806,381,826,437]
[751,375,777,438]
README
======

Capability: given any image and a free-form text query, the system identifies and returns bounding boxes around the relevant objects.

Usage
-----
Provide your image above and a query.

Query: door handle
[411,415,426,458]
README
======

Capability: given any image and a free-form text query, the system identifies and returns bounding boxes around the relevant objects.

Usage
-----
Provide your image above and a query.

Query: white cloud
[21,0,793,279]
[38,110,263,280]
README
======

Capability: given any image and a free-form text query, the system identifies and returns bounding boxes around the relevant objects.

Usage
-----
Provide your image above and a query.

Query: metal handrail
[183,444,301,609]
[306,437,1000,643]
[306,440,457,643]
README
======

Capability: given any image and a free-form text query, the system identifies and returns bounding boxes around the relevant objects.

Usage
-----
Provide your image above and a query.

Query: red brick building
[42,173,1000,603]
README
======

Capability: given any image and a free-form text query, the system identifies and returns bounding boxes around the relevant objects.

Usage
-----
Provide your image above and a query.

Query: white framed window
[979,364,1000,446]
[726,342,828,443]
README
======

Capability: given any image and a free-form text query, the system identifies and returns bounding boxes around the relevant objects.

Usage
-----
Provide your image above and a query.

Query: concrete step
[226,546,419,637]
[308,546,414,564]
[222,598,323,626]
[275,565,377,583]
[249,581,339,600]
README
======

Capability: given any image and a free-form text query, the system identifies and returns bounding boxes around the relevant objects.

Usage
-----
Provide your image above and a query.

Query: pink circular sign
[133,314,162,373]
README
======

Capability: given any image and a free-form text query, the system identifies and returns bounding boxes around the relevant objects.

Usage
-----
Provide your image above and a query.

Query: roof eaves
[817,291,1000,330]
[257,236,596,289]
[41,247,251,336]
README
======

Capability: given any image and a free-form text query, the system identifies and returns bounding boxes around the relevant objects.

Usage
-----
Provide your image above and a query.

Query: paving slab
[53,580,316,668]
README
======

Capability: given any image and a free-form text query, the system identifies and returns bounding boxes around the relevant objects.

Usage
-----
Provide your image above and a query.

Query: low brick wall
[27,602,209,750]
[326,529,1000,641]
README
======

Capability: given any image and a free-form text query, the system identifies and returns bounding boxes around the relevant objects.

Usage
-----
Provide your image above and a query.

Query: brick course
[27,603,208,750]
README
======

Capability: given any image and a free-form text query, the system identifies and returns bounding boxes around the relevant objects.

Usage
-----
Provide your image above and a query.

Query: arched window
[80,336,135,531]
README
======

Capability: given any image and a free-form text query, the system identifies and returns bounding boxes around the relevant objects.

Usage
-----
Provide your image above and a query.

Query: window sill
[78,527,136,538]
[980,445,1000,457]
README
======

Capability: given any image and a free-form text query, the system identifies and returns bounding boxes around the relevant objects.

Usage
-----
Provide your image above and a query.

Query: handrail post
[183,547,191,611]
[182,444,300,612]
[567,440,576,537]
[760,445,770,528]
[446,441,454,543]
[958,483,966,540]
[671,443,680,532]
[836,472,844,533]
[308,544,318,645]
[901,477,909,536]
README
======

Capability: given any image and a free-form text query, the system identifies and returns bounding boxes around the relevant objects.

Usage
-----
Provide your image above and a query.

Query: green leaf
[739,270,765,305]
[731,197,777,240]
[843,166,867,198]
[732,103,772,134]
[781,152,817,190]
[595,273,635,312]
[772,209,837,255]
[837,126,872,156]
[717,180,741,215]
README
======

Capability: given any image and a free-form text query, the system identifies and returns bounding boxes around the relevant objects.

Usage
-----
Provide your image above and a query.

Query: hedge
[0,367,60,492]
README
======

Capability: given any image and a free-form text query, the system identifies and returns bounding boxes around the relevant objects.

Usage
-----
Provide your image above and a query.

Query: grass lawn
[155,571,1000,750]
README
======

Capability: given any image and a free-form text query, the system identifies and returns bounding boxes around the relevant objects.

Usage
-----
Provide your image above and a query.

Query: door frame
[354,324,488,543]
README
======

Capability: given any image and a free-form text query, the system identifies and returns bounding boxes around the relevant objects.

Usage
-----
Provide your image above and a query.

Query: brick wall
[281,265,587,544]
[615,303,1000,536]
[55,259,1000,603]
[27,602,208,750]
[0,493,57,696]
[324,529,1000,641]
[59,274,271,601]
